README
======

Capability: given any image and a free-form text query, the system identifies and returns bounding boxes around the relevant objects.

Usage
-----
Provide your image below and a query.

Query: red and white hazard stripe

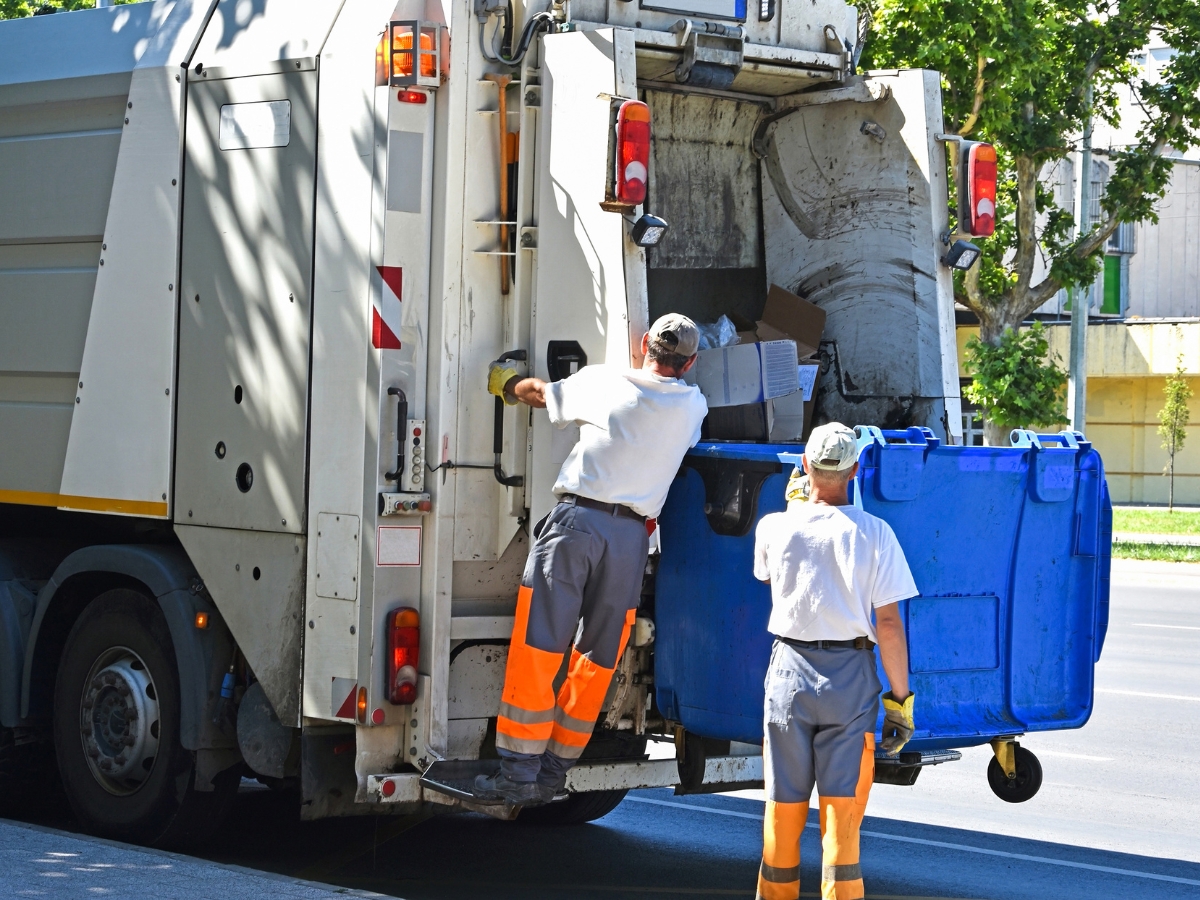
[373,265,403,349]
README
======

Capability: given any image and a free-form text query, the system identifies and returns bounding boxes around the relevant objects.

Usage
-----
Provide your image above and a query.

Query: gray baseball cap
[648,313,700,358]
[805,422,858,471]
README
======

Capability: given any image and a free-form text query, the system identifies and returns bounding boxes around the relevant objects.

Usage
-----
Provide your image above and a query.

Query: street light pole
[1068,82,1093,434]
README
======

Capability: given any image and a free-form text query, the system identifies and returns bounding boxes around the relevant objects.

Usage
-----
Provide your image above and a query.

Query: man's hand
[488,359,521,405]
[880,691,914,756]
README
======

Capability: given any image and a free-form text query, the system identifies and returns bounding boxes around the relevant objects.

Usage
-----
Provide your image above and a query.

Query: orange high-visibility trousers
[758,640,881,900]
[496,500,648,779]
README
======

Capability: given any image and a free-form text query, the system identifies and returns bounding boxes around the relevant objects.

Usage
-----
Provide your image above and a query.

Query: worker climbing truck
[0,0,1110,845]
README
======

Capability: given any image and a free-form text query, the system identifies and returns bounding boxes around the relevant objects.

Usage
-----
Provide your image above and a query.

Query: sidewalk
[0,817,391,900]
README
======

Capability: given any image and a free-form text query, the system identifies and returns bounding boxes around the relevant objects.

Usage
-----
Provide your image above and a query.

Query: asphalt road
[4,558,1199,899]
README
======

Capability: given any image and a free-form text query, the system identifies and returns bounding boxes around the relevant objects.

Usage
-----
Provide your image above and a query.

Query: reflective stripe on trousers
[756,736,874,900]
[497,587,637,759]
[495,502,648,767]
[757,640,881,900]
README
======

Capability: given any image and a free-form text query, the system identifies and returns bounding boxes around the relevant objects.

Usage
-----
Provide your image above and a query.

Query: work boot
[473,771,542,806]
[537,782,568,804]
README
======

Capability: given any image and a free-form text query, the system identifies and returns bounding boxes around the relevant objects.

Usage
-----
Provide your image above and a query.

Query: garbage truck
[0,0,1110,846]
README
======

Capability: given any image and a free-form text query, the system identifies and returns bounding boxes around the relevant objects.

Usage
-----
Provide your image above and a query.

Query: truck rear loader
[0,0,1110,844]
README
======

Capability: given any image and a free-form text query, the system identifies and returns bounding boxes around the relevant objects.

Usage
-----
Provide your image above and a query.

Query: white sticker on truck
[378,525,422,567]
[219,100,291,150]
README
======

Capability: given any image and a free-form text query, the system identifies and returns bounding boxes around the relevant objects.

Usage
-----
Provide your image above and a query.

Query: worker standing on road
[473,315,708,806]
[753,422,917,900]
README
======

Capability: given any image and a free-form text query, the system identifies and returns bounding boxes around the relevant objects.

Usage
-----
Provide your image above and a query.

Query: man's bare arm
[874,602,910,700]
[506,376,547,409]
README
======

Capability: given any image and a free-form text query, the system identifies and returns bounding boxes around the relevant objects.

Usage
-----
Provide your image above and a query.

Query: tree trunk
[983,419,1010,447]
[1169,451,1175,512]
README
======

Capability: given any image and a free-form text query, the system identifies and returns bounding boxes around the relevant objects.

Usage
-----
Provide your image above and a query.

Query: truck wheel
[517,788,628,825]
[986,745,1042,803]
[53,588,237,847]
[516,732,646,826]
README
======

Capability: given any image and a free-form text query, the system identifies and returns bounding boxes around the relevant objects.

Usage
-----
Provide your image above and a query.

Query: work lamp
[943,239,981,271]
[631,214,669,248]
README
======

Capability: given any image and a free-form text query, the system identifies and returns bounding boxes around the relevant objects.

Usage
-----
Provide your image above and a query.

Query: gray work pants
[496,499,649,788]
[758,639,881,900]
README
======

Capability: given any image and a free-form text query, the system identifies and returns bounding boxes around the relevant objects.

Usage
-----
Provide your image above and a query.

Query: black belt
[560,494,646,523]
[778,635,876,651]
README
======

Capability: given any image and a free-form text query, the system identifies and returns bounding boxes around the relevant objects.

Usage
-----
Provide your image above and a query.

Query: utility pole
[1068,83,1093,434]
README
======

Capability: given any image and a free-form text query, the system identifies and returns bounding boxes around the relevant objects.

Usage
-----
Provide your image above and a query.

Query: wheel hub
[80,651,160,795]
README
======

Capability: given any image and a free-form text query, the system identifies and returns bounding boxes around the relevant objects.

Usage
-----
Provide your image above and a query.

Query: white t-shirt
[753,503,918,642]
[545,365,708,519]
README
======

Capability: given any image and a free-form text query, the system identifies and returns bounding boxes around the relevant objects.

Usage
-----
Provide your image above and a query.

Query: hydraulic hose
[480,9,555,66]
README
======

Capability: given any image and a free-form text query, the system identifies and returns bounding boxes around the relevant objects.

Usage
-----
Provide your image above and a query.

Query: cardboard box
[686,340,800,408]
[753,285,826,359]
[695,284,824,438]
[767,363,820,441]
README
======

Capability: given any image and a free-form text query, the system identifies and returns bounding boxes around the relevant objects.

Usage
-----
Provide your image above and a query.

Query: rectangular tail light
[386,607,420,705]
[615,99,651,207]
[961,141,997,237]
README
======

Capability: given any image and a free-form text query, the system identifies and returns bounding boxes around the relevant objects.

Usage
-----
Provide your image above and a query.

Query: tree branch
[1022,124,1178,312]
[1008,155,1041,300]
[957,54,987,137]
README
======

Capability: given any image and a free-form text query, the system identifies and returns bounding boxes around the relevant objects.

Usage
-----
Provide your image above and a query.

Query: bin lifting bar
[493,350,526,487]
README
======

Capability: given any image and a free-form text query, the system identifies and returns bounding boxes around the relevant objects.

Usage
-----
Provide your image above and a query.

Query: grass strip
[1111,540,1200,563]
[1112,508,1200,536]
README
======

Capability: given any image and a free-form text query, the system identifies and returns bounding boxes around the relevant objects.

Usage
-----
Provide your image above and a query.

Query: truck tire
[516,732,647,826]
[517,787,629,825]
[52,588,237,848]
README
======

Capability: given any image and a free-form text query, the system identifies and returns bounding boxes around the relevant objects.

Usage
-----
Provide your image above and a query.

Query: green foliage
[963,322,1069,430]
[1157,355,1192,509]
[1112,540,1200,562]
[863,0,1200,329]
[0,0,135,19]
[1112,507,1200,535]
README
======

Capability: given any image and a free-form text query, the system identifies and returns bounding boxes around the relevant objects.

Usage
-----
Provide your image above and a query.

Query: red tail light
[962,142,997,237]
[615,100,651,206]
[386,607,419,705]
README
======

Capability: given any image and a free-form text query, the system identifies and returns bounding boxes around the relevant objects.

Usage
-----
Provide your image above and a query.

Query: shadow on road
[7,784,1200,900]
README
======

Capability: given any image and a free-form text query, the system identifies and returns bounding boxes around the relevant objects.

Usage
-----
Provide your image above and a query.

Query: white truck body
[0,0,959,828]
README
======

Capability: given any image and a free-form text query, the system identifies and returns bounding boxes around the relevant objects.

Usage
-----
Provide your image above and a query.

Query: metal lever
[493,350,526,487]
[384,387,408,481]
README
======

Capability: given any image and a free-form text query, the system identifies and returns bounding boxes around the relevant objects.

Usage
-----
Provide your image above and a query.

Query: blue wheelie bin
[653,426,1112,800]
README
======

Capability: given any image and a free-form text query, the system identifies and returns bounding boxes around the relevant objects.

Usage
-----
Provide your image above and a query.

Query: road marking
[1034,750,1113,762]
[624,796,1200,887]
[1133,623,1200,631]
[1096,688,1198,702]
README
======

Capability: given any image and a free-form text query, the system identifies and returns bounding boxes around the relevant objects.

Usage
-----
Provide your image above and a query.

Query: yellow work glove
[880,691,915,757]
[785,467,810,503]
[487,359,520,406]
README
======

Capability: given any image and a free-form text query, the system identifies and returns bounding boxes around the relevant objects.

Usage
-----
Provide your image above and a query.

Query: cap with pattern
[805,422,858,471]
[648,313,699,358]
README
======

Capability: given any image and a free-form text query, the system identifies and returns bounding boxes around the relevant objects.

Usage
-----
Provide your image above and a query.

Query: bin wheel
[987,746,1042,803]
[53,589,238,848]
